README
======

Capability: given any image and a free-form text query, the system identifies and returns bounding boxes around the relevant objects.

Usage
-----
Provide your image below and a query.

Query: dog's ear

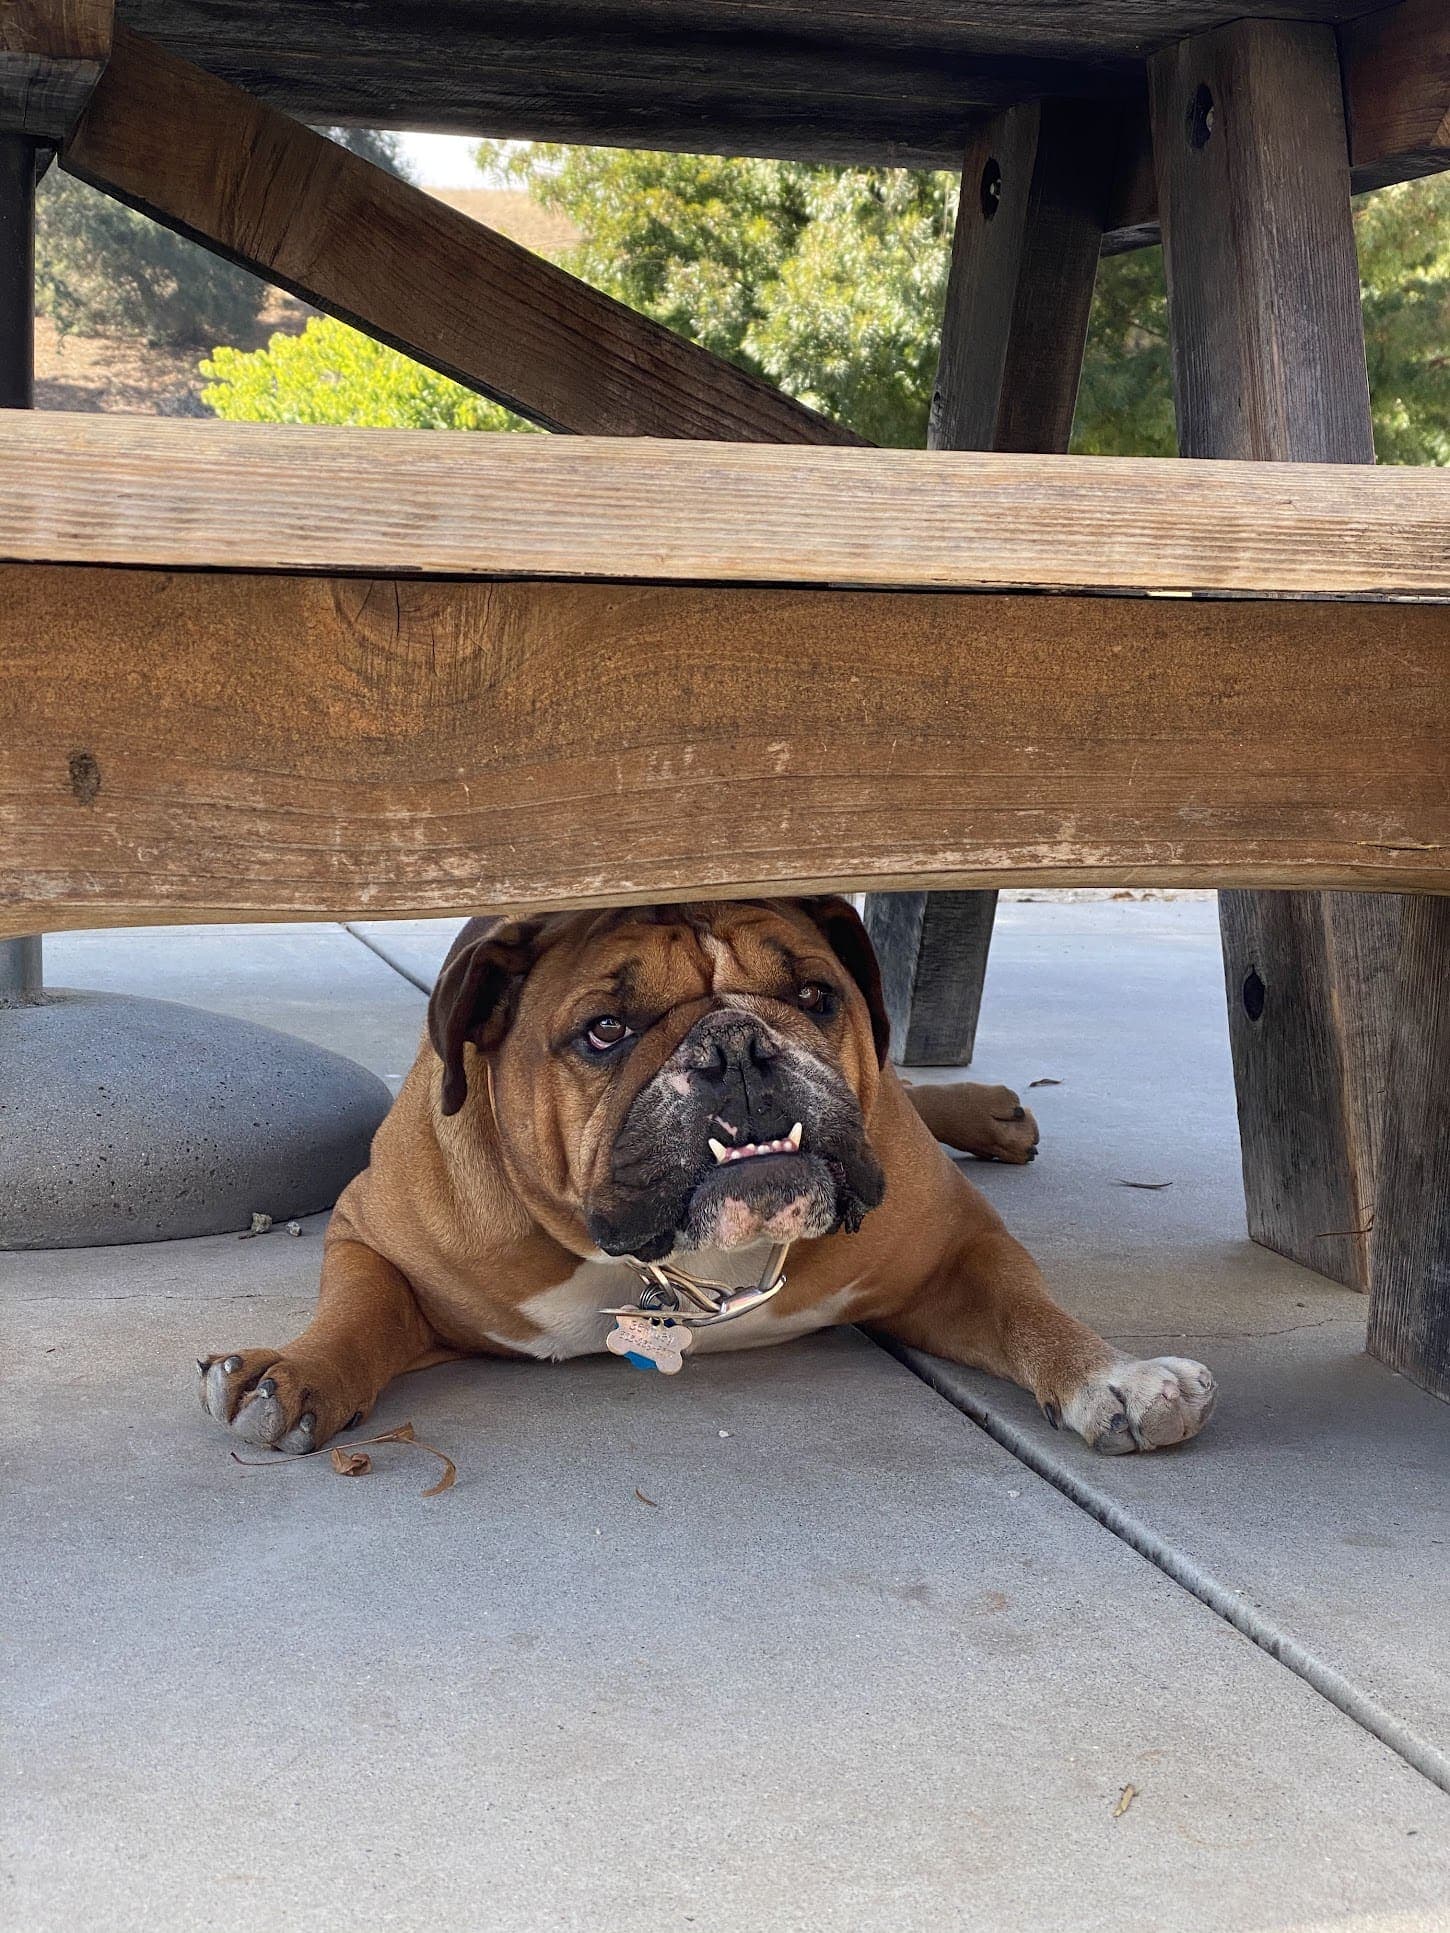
[428,916,547,1117]
[798,896,892,1068]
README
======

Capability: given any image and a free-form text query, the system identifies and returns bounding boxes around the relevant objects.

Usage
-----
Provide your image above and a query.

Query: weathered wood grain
[1152,22,1374,468]
[2,565,1447,939]
[111,1,1412,184]
[1,0,111,138]
[1218,892,1400,1294]
[931,99,1119,454]
[1369,895,1450,1402]
[60,25,858,444]
[864,892,1002,1068]
[2,414,1447,600]
[1105,0,1450,250]
[866,97,1122,1067]
[1342,0,1449,190]
[1152,17,1400,1295]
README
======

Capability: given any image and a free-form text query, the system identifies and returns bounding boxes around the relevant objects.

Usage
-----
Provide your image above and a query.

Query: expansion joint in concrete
[882,1337,1450,1803]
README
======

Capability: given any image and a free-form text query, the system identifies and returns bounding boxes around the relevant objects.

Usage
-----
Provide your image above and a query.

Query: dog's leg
[875,1229,1216,1454]
[903,1081,1039,1165]
[199,1239,453,1453]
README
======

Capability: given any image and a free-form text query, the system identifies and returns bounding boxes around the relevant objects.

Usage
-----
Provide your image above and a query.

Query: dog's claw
[222,1355,242,1374]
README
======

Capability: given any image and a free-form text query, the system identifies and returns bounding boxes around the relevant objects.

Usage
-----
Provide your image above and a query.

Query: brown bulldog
[199,899,1216,1456]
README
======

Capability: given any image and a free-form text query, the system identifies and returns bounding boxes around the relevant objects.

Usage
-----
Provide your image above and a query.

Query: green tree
[202,142,1447,466]
[37,168,268,347]
[488,142,1449,463]
[35,129,412,350]
[201,314,530,431]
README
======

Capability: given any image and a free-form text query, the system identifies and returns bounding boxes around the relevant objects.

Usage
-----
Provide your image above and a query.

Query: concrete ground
[5,898,1449,1930]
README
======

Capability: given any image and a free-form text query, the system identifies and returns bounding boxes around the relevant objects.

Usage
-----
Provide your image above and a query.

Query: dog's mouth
[707,1122,803,1165]
[679,1120,841,1250]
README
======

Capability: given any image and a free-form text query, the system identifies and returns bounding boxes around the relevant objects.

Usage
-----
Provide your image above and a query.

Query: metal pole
[0,131,44,1003]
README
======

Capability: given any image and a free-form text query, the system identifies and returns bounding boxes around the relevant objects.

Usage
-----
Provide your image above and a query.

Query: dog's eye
[583,1015,633,1053]
[796,983,836,1015]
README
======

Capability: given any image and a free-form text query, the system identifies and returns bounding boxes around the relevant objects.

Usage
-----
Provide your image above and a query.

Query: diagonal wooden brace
[56,24,861,445]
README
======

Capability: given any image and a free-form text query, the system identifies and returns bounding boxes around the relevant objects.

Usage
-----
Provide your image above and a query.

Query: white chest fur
[498,1245,857,1363]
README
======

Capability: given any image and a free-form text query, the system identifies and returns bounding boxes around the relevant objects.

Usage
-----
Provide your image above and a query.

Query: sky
[396,133,491,187]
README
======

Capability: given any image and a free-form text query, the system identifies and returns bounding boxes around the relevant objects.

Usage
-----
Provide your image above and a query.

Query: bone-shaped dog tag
[605,1313,693,1374]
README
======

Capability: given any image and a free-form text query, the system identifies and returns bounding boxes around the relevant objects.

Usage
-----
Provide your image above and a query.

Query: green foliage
[1355,177,1450,466]
[36,169,267,348]
[1077,179,1450,462]
[200,140,1447,467]
[483,142,1450,464]
[483,142,952,446]
[201,315,531,432]
[1072,249,1176,457]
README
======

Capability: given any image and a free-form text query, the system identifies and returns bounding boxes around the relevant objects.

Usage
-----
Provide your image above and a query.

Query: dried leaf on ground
[1113,1783,1138,1818]
[635,1488,658,1508]
[1028,1078,1063,1088]
[231,1417,455,1497]
[1116,1179,1173,1190]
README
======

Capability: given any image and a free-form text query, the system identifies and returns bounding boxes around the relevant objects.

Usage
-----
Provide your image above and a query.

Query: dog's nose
[688,1017,784,1121]
[696,1020,777,1078]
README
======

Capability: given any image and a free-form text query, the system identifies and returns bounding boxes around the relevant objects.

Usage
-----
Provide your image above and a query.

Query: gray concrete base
[0,989,390,1249]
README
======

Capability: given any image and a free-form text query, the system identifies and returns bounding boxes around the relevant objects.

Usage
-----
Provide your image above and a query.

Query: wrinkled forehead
[525,901,836,1016]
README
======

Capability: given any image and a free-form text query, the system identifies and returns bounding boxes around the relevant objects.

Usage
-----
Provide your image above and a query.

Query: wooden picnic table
[0,0,1446,1392]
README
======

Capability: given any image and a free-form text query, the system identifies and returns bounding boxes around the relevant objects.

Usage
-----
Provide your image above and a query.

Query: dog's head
[428,899,889,1262]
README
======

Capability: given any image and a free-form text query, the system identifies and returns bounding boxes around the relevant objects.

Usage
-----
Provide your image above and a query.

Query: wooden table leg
[1150,19,1409,1298]
[1369,897,1450,1399]
[864,99,1121,1065]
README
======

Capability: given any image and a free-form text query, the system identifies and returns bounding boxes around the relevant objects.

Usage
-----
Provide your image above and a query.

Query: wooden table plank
[1,0,112,139]
[1342,0,1450,191]
[106,1,1439,200]
[3,564,1447,938]
[1,414,1446,600]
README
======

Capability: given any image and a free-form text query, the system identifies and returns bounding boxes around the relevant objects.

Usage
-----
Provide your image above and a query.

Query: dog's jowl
[198,898,1216,1457]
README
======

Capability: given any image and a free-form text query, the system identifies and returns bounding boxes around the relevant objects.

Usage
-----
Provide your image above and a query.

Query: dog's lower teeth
[713,1135,803,1164]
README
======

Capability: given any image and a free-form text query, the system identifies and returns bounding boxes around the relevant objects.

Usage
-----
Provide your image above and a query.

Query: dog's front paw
[197,1348,364,1455]
[1061,1356,1217,1454]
